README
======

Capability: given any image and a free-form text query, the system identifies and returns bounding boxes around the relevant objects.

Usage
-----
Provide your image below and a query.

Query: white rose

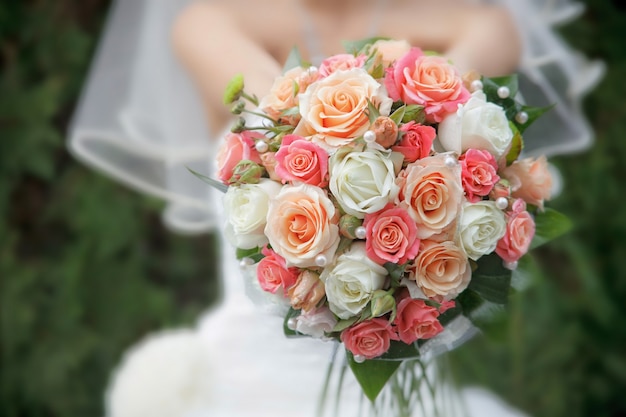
[322,242,387,319]
[223,179,282,249]
[295,306,338,339]
[458,201,507,261]
[438,91,513,159]
[329,148,403,218]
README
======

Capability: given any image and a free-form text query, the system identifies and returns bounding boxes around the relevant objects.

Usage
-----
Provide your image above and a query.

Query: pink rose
[391,122,435,163]
[318,54,367,78]
[459,149,500,203]
[393,297,443,344]
[216,131,263,184]
[265,184,340,268]
[363,204,420,265]
[396,154,464,240]
[408,239,472,300]
[341,318,399,359]
[384,48,470,123]
[502,156,552,210]
[256,246,300,296]
[496,199,536,263]
[274,134,329,187]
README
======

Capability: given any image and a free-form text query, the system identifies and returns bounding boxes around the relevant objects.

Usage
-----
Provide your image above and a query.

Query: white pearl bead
[315,254,328,267]
[355,226,367,240]
[445,156,457,167]
[497,86,510,99]
[354,355,366,364]
[287,318,298,330]
[470,79,483,92]
[239,257,254,268]
[496,197,509,210]
[363,130,376,143]
[504,260,518,271]
[255,141,269,153]
[515,111,529,124]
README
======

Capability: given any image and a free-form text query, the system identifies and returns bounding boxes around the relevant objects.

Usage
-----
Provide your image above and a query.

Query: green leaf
[187,168,228,193]
[505,123,524,165]
[389,105,406,125]
[482,74,519,100]
[377,340,420,361]
[283,46,305,73]
[468,253,512,304]
[531,208,573,249]
[401,105,425,124]
[347,352,401,402]
[366,99,381,123]
[235,247,262,262]
[332,317,359,333]
[516,104,555,133]
[342,36,391,55]
[283,307,301,337]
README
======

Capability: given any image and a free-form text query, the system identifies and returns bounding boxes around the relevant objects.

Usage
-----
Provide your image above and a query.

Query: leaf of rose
[347,352,401,403]
[531,208,573,250]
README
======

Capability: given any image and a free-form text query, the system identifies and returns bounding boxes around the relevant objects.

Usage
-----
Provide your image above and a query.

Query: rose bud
[370,290,397,319]
[230,116,246,133]
[230,100,245,115]
[339,214,363,240]
[228,160,264,185]
[259,151,280,181]
[462,70,482,91]
[489,179,512,201]
[372,116,399,148]
[288,270,326,312]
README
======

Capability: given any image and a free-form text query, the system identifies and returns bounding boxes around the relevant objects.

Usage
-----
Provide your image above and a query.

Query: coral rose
[496,199,536,263]
[265,184,340,268]
[391,121,436,163]
[274,134,329,187]
[502,156,552,210]
[409,240,472,300]
[363,204,420,265]
[384,48,470,123]
[341,318,399,359]
[393,297,443,344]
[256,246,299,296]
[459,149,500,202]
[296,68,392,149]
[396,154,464,239]
[216,131,263,184]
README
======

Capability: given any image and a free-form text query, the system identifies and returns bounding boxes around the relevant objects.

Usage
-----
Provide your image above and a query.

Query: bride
[68,1,603,416]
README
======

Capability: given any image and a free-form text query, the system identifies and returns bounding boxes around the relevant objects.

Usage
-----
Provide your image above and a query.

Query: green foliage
[0,2,219,416]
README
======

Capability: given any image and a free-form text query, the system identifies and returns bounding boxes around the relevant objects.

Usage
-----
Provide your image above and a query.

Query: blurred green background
[0,1,624,416]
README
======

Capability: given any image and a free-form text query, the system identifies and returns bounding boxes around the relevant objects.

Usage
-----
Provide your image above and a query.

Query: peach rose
[341,318,399,359]
[274,134,329,187]
[396,154,464,239]
[393,297,443,344]
[318,53,367,78]
[259,151,281,181]
[391,122,435,163]
[502,156,552,210]
[384,48,470,123]
[288,270,326,312]
[216,131,263,184]
[265,184,340,268]
[409,240,472,300]
[371,39,412,67]
[256,246,300,296]
[459,149,500,203]
[259,66,318,123]
[496,199,536,263]
[363,204,420,265]
[296,68,392,149]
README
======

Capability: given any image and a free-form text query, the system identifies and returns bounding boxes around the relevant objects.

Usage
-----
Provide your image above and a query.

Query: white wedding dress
[68,1,603,416]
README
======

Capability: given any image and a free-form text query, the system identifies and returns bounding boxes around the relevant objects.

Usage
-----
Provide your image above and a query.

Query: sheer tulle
[72,1,601,416]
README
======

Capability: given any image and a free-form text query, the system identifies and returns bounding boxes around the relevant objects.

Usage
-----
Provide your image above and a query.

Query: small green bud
[370,290,396,318]
[230,117,246,133]
[339,214,363,239]
[228,160,263,185]
[223,73,245,105]
[230,101,246,115]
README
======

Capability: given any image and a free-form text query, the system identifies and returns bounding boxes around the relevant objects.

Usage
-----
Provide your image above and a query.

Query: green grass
[1,0,625,416]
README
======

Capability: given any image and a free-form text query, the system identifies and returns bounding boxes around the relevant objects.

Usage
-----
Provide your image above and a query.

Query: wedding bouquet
[197,38,570,404]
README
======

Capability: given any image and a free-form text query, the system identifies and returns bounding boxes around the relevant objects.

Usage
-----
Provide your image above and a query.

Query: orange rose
[259,67,318,123]
[408,240,471,300]
[295,68,392,149]
[396,154,463,239]
[502,156,552,210]
[265,184,340,268]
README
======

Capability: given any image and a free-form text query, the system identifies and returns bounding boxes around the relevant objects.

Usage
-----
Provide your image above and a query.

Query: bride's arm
[171,1,281,137]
